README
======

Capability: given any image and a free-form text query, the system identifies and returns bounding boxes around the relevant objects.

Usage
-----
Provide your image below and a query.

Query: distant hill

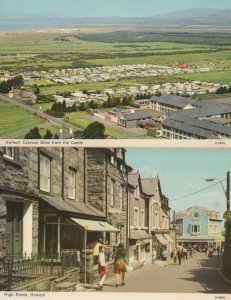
[0,8,231,30]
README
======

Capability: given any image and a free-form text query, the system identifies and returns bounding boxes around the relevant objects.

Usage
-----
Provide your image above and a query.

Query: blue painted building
[175,205,224,250]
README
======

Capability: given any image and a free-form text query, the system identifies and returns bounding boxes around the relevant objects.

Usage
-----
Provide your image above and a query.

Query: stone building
[85,148,131,247]
[9,88,37,104]
[128,172,152,263]
[141,177,173,258]
[0,147,126,260]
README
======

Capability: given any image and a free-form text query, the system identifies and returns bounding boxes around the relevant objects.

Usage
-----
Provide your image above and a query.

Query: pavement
[76,253,231,293]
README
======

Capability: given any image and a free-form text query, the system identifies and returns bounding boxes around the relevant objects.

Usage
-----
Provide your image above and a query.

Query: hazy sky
[126,148,231,219]
[0,0,230,17]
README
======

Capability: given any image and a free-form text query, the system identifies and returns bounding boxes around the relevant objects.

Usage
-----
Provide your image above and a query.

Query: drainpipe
[57,216,61,257]
[84,229,87,285]
[84,149,86,203]
[105,152,108,220]
[61,148,64,199]
[126,170,129,261]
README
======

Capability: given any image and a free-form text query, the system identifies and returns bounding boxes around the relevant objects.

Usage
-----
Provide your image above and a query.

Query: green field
[1,28,231,74]
[0,99,46,137]
[1,27,231,138]
[174,70,231,85]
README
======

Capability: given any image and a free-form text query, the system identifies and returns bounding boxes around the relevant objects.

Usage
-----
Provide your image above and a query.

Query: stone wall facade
[85,148,107,212]
[85,148,128,246]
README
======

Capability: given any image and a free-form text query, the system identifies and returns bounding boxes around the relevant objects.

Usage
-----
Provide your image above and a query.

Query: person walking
[177,248,182,265]
[183,247,188,260]
[177,249,182,265]
[152,248,157,266]
[97,246,108,290]
[161,248,168,266]
[113,243,128,287]
[172,249,177,264]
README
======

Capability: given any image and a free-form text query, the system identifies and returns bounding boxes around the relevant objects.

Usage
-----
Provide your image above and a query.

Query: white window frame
[3,147,14,160]
[134,208,139,228]
[68,168,76,199]
[191,224,200,234]
[40,154,51,193]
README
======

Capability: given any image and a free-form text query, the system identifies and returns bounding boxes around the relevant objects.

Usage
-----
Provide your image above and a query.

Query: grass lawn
[65,112,92,129]
[105,127,131,139]
[0,99,45,137]
[32,102,54,111]
[174,70,231,85]
[39,126,67,137]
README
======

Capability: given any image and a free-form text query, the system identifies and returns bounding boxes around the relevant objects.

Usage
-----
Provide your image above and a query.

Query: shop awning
[130,229,152,240]
[155,234,168,245]
[70,218,119,232]
[163,234,174,243]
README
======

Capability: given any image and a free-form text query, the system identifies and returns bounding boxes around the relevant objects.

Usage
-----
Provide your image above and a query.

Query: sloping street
[88,253,231,294]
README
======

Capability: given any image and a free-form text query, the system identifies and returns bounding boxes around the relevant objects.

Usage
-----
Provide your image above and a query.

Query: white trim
[23,203,33,257]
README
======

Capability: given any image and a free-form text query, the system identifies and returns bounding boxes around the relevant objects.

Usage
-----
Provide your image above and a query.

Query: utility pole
[227,171,230,212]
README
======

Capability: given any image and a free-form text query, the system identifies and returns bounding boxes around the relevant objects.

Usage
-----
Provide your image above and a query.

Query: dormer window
[193,212,199,218]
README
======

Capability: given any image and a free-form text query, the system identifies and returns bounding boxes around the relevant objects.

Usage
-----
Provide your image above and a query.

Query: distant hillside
[0,8,231,30]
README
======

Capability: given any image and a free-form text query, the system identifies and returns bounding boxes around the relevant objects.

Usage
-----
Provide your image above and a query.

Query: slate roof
[120,111,152,121]
[151,95,231,138]
[175,205,222,220]
[162,118,213,138]
[141,178,158,195]
[41,195,104,218]
[150,94,192,108]
[178,103,231,119]
[128,172,140,188]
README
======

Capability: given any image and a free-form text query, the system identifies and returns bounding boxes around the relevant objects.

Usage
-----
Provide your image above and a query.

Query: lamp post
[205,171,230,213]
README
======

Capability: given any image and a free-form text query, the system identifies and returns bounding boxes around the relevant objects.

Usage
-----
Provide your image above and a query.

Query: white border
[0,139,231,148]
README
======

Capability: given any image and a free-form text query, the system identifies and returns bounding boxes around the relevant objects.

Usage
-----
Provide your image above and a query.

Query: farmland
[0,99,45,137]
[1,26,231,138]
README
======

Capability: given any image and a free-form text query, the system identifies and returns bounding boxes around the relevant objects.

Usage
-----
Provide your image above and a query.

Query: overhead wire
[170,179,226,202]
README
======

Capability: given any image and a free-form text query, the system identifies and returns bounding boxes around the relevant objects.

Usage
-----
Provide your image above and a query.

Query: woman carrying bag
[113,243,129,287]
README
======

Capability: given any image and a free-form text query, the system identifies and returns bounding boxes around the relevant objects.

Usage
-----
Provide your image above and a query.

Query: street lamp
[205,171,230,212]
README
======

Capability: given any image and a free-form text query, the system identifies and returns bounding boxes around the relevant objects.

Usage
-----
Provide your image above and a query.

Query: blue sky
[126,148,231,219]
[0,0,230,17]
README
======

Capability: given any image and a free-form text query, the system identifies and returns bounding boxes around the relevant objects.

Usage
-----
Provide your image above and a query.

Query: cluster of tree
[0,75,24,93]
[134,92,152,100]
[24,127,57,139]
[79,100,99,111]
[24,127,42,139]
[101,96,121,108]
[37,94,55,103]
[46,101,78,117]
[74,121,105,139]
[24,121,106,139]
[216,86,231,94]
[32,84,40,95]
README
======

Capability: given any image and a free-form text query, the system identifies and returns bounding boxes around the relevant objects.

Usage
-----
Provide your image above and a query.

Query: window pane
[4,147,14,159]
[40,155,51,192]
[68,169,76,199]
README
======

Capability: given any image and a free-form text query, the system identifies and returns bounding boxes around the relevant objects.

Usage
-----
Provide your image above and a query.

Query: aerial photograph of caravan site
[0,0,231,140]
